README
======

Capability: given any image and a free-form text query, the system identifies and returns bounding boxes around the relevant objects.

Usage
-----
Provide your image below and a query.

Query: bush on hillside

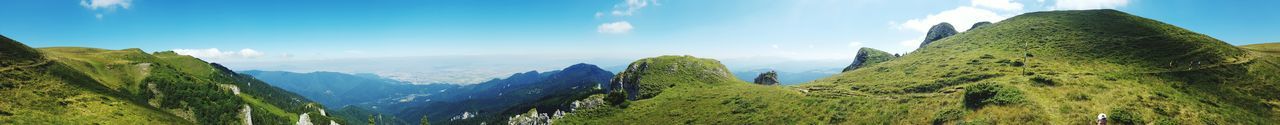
[964,83,1024,109]
[1029,75,1056,86]
[1109,107,1144,125]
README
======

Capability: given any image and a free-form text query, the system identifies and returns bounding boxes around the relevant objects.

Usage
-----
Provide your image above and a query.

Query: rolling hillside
[558,9,1280,124]
[0,35,340,124]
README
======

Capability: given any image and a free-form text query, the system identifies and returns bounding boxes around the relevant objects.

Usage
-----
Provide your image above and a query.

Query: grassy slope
[559,9,1280,124]
[561,55,831,124]
[1,35,338,124]
[1,36,190,124]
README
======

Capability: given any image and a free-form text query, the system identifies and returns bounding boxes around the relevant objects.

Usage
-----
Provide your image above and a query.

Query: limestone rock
[752,71,779,85]
[919,22,958,49]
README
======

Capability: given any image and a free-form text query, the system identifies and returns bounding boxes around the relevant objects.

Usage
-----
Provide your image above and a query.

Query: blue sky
[2,0,1279,63]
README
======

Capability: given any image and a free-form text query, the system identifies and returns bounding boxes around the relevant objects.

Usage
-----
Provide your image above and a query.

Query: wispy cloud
[80,0,133,19]
[598,21,634,34]
[172,48,266,59]
[595,0,659,34]
[609,0,659,17]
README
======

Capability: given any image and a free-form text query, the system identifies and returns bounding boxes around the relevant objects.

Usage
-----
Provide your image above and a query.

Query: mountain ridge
[0,35,340,124]
[559,9,1280,124]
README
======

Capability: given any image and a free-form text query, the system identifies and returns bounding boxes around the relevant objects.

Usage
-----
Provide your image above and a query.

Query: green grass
[2,35,340,124]
[559,9,1280,124]
[843,47,897,71]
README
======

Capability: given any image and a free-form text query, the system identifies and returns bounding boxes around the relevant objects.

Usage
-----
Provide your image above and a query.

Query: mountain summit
[920,22,959,49]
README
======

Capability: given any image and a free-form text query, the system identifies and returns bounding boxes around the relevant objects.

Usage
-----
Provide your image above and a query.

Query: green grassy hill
[842,47,898,72]
[558,9,1280,124]
[562,55,830,124]
[0,35,340,124]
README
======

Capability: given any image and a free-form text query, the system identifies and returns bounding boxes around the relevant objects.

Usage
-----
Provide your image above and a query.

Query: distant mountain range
[732,68,838,85]
[244,63,613,125]
[239,70,458,110]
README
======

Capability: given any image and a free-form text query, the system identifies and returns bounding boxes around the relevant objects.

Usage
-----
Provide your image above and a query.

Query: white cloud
[611,0,658,16]
[80,0,132,19]
[80,0,132,10]
[172,48,266,59]
[594,12,605,18]
[597,21,634,34]
[1051,0,1129,10]
[971,0,1024,11]
[238,49,264,57]
[896,6,1006,33]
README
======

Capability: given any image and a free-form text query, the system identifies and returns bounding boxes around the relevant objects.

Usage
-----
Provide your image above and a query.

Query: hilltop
[558,9,1280,124]
[0,35,339,124]
[559,55,827,124]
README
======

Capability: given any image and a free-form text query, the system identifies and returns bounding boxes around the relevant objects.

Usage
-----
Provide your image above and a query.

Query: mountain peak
[842,47,897,72]
[919,22,958,49]
[607,55,737,100]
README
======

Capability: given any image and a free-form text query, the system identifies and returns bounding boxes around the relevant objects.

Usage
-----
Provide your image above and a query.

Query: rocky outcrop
[606,55,736,101]
[919,22,958,49]
[297,113,312,125]
[752,71,779,85]
[242,105,253,125]
[969,21,992,31]
[608,61,646,100]
[506,109,562,125]
[842,47,898,72]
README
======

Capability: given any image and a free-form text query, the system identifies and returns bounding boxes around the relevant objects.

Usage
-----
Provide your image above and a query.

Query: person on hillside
[1097,113,1107,125]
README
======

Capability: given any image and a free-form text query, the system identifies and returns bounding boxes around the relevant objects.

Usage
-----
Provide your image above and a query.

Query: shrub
[964,83,1024,108]
[932,108,968,124]
[907,74,1001,93]
[980,54,996,59]
[1030,75,1056,86]
[1109,107,1144,125]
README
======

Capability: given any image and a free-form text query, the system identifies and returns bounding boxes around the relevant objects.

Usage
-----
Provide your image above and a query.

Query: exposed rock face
[752,71,779,85]
[609,61,647,100]
[969,21,992,31]
[842,47,898,72]
[297,113,312,125]
[919,22,958,49]
[507,109,561,125]
[606,55,736,101]
[242,105,252,125]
